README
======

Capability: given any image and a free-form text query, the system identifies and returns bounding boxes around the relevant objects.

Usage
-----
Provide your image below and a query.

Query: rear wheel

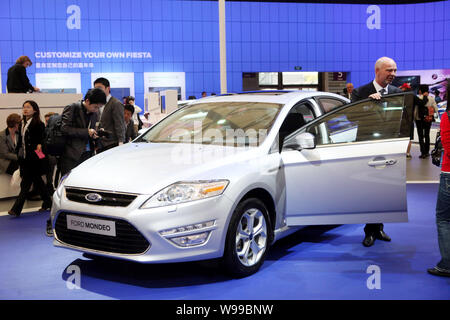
[223,198,272,278]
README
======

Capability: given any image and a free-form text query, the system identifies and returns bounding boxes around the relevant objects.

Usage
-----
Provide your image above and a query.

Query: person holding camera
[59,88,106,176]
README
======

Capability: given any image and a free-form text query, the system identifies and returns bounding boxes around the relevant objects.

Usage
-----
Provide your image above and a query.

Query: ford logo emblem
[85,193,102,202]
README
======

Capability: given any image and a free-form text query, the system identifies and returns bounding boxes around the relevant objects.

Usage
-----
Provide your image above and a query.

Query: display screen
[391,76,421,94]
[258,73,279,86]
[282,72,319,85]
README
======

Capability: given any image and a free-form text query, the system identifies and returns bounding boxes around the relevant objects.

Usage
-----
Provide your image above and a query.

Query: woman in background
[0,113,21,175]
[8,100,52,217]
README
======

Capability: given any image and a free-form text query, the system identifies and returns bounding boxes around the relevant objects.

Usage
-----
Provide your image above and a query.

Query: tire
[223,198,273,278]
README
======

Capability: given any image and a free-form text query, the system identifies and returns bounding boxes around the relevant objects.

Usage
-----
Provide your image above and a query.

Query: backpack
[416,95,429,121]
[431,110,449,167]
[43,114,66,156]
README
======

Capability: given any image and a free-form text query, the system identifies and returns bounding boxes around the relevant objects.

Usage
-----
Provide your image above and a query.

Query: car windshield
[138,101,282,147]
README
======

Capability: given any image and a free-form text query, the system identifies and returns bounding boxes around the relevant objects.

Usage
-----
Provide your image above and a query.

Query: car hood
[64,142,259,194]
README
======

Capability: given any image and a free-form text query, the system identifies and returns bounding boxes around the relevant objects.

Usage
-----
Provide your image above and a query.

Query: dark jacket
[125,120,137,143]
[18,119,47,175]
[99,96,126,149]
[0,128,19,174]
[7,63,35,93]
[351,82,402,102]
[60,101,99,170]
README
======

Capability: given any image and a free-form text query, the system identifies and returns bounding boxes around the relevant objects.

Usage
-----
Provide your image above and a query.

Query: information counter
[0,93,82,199]
[0,93,82,125]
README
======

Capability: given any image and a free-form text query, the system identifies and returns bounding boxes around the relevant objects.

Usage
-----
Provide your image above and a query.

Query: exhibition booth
[0,0,449,302]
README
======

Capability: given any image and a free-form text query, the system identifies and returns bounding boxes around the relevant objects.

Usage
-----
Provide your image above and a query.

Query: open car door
[281,93,414,226]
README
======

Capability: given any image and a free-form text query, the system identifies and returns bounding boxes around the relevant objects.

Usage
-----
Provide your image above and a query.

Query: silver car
[51,91,413,277]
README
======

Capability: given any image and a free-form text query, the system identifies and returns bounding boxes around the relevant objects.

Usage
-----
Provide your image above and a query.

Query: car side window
[279,103,315,145]
[317,98,346,113]
[306,95,411,146]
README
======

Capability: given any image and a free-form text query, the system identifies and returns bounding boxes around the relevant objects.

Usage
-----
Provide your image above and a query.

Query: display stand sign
[91,73,135,98]
[144,72,186,101]
[36,73,81,93]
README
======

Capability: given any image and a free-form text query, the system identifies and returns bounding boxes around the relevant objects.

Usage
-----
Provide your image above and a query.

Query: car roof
[191,90,349,105]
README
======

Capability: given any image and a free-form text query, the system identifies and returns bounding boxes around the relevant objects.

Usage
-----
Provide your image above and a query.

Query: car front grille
[65,188,138,207]
[55,212,150,255]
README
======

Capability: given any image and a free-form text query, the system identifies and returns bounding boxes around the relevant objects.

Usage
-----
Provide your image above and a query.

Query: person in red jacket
[427,83,450,277]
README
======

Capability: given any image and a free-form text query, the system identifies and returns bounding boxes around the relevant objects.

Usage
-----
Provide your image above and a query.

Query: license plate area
[66,214,116,237]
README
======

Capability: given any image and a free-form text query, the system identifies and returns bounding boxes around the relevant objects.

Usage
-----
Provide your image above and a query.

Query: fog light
[160,220,215,236]
[169,232,210,247]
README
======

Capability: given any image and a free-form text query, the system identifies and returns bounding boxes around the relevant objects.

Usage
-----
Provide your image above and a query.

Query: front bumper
[51,189,235,263]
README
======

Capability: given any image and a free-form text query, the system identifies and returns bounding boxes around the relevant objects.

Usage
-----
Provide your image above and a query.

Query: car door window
[317,97,346,113]
[279,103,315,145]
[304,94,413,146]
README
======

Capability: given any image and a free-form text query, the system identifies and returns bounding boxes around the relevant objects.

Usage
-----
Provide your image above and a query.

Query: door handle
[368,159,397,167]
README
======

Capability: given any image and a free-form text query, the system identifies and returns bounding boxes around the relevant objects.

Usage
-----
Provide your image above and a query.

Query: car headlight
[140,180,229,209]
[56,173,70,198]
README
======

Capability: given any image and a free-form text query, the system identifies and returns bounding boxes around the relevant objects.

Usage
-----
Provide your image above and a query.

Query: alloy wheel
[235,208,268,267]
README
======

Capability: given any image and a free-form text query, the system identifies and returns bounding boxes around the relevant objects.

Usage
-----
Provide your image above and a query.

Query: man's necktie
[379,88,387,95]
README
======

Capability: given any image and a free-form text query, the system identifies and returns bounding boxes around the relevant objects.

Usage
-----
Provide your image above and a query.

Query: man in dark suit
[93,77,126,153]
[124,104,137,143]
[351,57,401,102]
[344,83,354,100]
[60,88,106,176]
[7,56,40,93]
[351,56,402,247]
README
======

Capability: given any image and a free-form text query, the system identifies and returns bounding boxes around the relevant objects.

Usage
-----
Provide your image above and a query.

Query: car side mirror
[284,132,316,150]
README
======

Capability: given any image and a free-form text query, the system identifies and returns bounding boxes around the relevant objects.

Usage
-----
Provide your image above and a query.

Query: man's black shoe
[375,230,391,242]
[46,219,54,237]
[363,233,375,247]
[39,202,52,212]
[427,267,450,277]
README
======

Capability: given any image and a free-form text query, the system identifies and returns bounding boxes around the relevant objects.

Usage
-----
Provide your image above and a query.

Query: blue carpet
[0,184,449,300]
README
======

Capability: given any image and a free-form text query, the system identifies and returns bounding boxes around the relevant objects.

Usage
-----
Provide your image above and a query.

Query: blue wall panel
[0,0,449,106]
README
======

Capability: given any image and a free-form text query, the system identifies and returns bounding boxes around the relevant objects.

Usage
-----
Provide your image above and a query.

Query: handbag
[424,106,434,122]
[431,133,442,167]
[10,169,21,188]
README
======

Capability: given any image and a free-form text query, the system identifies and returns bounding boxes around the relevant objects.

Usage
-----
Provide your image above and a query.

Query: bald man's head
[374,57,397,87]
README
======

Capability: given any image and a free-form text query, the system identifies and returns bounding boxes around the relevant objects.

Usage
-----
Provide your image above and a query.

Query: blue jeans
[435,172,450,271]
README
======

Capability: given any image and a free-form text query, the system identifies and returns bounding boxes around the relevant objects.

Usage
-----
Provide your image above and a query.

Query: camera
[96,128,112,138]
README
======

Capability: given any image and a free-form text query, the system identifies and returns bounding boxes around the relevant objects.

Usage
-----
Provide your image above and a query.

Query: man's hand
[88,128,98,139]
[369,92,382,100]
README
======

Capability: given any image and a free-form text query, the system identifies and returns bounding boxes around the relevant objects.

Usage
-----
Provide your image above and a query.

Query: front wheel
[223,198,273,278]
